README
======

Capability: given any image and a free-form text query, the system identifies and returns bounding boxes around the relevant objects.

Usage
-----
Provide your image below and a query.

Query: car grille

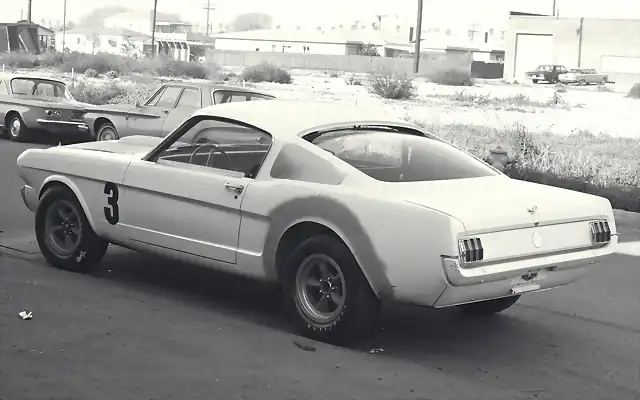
[590,220,611,244]
[458,237,484,264]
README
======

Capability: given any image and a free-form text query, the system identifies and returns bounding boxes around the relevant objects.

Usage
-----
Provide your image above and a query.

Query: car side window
[155,118,273,179]
[153,86,182,108]
[176,87,201,108]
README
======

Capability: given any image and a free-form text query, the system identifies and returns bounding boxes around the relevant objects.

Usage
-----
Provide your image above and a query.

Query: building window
[77,38,80,44]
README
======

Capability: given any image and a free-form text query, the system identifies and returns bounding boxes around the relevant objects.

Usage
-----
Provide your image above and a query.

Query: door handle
[224,183,245,194]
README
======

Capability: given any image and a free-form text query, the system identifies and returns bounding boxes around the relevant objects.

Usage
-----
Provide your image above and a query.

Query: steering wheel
[187,142,235,170]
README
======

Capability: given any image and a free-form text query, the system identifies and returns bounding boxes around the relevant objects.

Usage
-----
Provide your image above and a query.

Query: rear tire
[96,121,119,141]
[7,113,28,142]
[281,234,380,345]
[532,79,539,84]
[35,185,109,272]
[457,295,520,315]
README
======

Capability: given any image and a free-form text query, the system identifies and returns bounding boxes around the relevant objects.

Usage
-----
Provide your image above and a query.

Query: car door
[126,85,183,137]
[118,116,273,264]
[160,86,202,135]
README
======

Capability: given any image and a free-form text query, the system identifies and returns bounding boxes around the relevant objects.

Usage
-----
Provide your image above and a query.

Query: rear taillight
[590,220,611,244]
[458,237,484,264]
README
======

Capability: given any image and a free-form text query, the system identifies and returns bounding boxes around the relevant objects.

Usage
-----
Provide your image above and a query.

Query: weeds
[242,63,292,84]
[367,72,416,100]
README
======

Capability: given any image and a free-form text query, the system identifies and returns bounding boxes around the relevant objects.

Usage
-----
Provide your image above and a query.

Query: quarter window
[148,86,182,108]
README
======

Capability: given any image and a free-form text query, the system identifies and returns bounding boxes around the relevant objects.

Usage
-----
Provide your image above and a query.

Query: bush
[367,72,416,99]
[69,80,129,105]
[105,70,119,79]
[408,119,640,211]
[627,83,640,99]
[345,75,363,86]
[241,63,292,84]
[0,51,216,79]
[84,68,99,78]
[429,68,474,86]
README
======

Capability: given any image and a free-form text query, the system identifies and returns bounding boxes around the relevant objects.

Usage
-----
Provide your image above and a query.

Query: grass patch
[429,90,552,110]
[367,72,416,100]
[241,63,292,84]
[408,119,640,211]
[0,51,216,79]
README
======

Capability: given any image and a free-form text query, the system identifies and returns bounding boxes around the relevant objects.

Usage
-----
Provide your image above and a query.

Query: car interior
[156,122,272,179]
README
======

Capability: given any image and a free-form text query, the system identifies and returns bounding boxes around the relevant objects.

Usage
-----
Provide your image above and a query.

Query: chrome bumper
[36,119,89,132]
[21,185,37,212]
[433,250,616,308]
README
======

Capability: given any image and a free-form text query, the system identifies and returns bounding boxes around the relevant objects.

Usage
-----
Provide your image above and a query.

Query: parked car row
[524,64,610,85]
[0,73,275,143]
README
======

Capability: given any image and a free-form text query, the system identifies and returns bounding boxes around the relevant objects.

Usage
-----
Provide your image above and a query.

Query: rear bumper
[20,184,37,212]
[433,249,615,308]
[36,119,89,134]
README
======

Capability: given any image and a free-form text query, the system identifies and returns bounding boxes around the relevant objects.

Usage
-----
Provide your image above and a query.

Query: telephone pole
[413,0,423,73]
[62,0,67,51]
[203,1,215,35]
[27,0,32,22]
[151,0,158,57]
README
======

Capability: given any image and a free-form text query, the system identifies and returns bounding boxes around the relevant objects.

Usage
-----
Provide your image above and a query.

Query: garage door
[514,34,554,79]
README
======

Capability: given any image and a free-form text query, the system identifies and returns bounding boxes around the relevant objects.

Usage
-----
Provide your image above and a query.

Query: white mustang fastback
[17,99,618,344]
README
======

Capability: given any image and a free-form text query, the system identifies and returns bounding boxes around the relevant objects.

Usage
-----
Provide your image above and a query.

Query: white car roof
[193,99,412,137]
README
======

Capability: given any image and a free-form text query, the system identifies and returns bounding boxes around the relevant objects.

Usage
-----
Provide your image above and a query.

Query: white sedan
[17,100,618,344]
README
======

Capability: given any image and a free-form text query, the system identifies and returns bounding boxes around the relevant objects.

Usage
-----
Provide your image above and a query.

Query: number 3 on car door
[104,182,119,225]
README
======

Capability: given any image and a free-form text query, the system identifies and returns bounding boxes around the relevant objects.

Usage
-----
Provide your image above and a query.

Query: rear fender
[39,174,97,231]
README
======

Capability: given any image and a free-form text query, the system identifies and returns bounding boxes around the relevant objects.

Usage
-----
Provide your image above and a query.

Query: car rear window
[309,129,499,182]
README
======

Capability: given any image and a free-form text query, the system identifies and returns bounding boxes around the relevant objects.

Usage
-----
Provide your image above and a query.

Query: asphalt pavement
[2,138,640,400]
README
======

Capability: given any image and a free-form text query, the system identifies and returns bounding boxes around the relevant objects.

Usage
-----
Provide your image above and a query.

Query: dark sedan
[83,82,276,141]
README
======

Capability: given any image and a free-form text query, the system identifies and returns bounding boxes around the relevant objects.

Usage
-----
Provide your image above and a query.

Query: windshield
[10,78,73,99]
[309,129,499,182]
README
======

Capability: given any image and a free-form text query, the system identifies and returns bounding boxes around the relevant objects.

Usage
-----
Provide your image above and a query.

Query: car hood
[394,176,612,232]
[59,135,164,156]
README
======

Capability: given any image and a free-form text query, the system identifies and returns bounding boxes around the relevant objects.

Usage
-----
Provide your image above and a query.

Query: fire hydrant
[488,146,509,172]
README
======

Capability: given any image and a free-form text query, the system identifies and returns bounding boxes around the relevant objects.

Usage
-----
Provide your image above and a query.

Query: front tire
[281,234,380,345]
[35,186,109,272]
[457,295,520,315]
[96,121,119,141]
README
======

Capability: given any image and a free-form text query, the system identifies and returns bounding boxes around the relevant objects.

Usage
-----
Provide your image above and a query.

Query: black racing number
[103,182,120,225]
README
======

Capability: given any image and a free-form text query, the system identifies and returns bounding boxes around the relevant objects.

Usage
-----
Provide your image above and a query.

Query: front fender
[39,175,98,231]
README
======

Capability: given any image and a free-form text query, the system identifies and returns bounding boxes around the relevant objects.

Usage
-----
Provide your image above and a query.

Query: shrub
[429,68,474,86]
[69,80,129,105]
[242,63,292,84]
[554,82,567,93]
[0,51,216,79]
[84,68,99,78]
[345,75,363,86]
[105,70,119,79]
[367,72,416,100]
[627,83,640,99]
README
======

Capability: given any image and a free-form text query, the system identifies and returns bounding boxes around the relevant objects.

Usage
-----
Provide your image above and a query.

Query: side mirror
[135,100,141,108]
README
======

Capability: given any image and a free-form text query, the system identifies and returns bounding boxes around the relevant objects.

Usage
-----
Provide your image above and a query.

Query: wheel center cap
[320,280,333,294]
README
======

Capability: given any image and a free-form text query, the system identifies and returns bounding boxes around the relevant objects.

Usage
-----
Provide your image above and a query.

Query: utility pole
[413,0,423,73]
[151,0,158,57]
[552,0,557,16]
[203,1,215,35]
[62,0,67,51]
[27,0,32,22]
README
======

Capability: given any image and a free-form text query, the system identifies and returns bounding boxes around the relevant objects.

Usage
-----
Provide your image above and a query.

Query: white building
[55,27,149,57]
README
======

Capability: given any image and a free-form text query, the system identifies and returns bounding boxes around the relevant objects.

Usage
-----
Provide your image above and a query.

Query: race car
[16,99,618,344]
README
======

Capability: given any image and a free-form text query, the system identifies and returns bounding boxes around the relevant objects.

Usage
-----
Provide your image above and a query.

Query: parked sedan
[558,68,609,85]
[16,99,617,344]
[525,64,569,84]
[0,74,91,142]
[83,82,275,141]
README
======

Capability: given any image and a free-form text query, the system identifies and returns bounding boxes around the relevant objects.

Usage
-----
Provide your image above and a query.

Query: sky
[5,0,640,31]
